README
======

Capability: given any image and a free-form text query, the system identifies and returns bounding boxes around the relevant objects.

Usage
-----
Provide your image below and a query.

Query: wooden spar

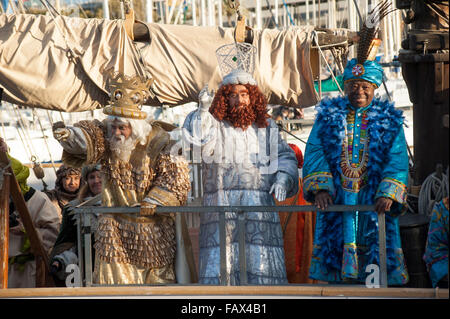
[0,285,448,299]
[0,152,54,287]
[0,172,10,288]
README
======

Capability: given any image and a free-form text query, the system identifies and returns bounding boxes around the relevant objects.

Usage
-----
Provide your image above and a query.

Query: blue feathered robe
[303,96,409,285]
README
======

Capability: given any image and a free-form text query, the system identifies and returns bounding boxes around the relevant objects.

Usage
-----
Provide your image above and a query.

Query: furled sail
[0,13,318,112]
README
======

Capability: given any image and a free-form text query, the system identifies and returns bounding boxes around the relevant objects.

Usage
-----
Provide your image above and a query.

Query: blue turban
[343,58,384,88]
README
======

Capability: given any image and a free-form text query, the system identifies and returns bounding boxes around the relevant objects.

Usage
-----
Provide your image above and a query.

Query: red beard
[225,104,256,130]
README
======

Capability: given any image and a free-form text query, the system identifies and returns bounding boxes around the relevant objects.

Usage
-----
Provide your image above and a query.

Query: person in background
[49,164,102,286]
[0,137,60,288]
[275,143,317,283]
[44,165,82,221]
[423,197,448,288]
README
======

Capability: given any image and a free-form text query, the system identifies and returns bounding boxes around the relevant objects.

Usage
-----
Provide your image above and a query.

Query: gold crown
[103,70,154,120]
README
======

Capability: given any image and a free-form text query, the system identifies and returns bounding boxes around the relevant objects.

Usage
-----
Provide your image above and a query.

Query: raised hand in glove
[198,85,215,112]
[52,121,70,141]
[270,183,287,202]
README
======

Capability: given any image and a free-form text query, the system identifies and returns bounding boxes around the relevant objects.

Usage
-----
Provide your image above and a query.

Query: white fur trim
[221,69,257,86]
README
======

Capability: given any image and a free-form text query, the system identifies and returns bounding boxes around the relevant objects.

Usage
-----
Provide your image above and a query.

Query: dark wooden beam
[0,173,10,289]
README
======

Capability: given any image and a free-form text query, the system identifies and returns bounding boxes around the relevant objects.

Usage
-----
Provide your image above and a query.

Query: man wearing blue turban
[302,44,410,285]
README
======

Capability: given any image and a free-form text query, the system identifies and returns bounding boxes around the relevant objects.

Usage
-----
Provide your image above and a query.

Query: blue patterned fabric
[423,198,449,287]
[343,58,384,87]
[303,95,409,285]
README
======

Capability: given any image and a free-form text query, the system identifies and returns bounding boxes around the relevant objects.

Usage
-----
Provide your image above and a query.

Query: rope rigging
[32,108,58,175]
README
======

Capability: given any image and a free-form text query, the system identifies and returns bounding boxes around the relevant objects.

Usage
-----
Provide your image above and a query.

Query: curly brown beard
[209,84,270,130]
[226,103,256,130]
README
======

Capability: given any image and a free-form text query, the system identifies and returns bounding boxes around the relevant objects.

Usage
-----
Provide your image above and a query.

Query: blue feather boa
[314,95,404,278]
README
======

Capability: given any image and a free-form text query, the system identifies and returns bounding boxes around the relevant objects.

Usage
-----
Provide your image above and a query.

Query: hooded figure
[5,154,60,288]
[49,164,102,286]
[44,165,82,220]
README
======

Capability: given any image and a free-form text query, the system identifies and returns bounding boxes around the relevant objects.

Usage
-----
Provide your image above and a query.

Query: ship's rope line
[7,104,32,161]
[32,108,58,175]
[59,111,65,123]
[312,30,345,97]
[281,0,295,26]
[264,0,279,28]
[46,110,54,128]
[0,108,6,139]
[7,0,19,14]
[16,0,26,13]
[11,104,39,163]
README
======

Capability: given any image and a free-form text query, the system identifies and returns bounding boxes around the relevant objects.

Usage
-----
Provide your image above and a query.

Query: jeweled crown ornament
[103,70,154,119]
[215,42,257,78]
[344,1,394,87]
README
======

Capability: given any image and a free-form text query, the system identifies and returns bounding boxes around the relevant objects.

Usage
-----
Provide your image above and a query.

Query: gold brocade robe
[61,120,194,285]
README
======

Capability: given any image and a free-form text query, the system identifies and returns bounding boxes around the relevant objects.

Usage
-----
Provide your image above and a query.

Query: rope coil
[418,166,449,216]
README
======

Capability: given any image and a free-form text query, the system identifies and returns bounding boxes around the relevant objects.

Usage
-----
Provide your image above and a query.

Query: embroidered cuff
[376,178,407,204]
[146,186,181,206]
[303,172,335,202]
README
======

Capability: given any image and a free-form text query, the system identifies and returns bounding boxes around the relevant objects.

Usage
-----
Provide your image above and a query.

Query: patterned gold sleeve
[75,120,106,164]
[147,153,191,206]
[62,119,106,168]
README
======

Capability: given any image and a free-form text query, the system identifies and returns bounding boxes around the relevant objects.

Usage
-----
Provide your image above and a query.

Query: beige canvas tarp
[0,13,318,112]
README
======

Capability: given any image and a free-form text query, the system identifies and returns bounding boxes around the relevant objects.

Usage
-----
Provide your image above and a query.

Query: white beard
[109,135,135,162]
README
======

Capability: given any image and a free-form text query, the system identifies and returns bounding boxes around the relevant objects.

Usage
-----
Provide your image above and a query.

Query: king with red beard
[183,69,299,285]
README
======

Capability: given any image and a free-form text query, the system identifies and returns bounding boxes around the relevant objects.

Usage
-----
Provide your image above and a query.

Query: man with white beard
[52,72,194,285]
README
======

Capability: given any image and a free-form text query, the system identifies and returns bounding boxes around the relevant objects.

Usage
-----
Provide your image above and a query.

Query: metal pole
[275,0,279,26]
[103,0,110,19]
[237,211,247,285]
[312,0,316,26]
[217,0,223,27]
[256,0,262,30]
[201,0,206,26]
[83,213,93,287]
[146,0,153,22]
[74,205,377,214]
[207,0,214,26]
[219,211,227,285]
[318,0,320,27]
[305,0,309,25]
[77,212,84,286]
[192,0,197,26]
[378,211,388,288]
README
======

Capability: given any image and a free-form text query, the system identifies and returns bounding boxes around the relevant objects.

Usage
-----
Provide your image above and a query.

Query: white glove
[270,183,287,202]
[198,85,214,112]
[53,128,71,142]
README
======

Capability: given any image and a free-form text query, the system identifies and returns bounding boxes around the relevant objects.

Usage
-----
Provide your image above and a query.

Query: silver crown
[215,42,257,78]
